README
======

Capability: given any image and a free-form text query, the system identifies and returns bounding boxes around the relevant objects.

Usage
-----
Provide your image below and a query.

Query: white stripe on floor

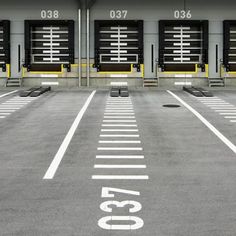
[104,116,135,119]
[104,113,134,115]
[92,175,149,180]
[102,124,137,127]
[0,90,18,98]
[103,120,136,123]
[96,155,144,159]
[0,110,16,112]
[99,140,141,144]
[219,113,236,115]
[225,116,236,119]
[230,120,236,123]
[215,110,236,112]
[94,165,146,169]
[0,113,10,115]
[43,90,96,180]
[212,108,236,110]
[207,105,234,107]
[97,147,143,151]
[101,129,138,132]
[0,116,5,118]
[168,90,236,154]
[100,134,139,137]
[105,110,134,113]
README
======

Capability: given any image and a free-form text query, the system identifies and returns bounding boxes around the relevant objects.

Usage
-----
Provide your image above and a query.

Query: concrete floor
[1,88,236,235]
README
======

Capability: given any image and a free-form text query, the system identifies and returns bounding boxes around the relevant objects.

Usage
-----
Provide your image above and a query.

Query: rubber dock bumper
[110,87,119,97]
[30,86,51,97]
[20,87,42,97]
[192,87,213,97]
[120,86,129,97]
[183,86,203,97]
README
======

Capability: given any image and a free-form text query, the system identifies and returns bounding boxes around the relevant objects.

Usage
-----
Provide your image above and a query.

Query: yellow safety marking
[6,64,10,78]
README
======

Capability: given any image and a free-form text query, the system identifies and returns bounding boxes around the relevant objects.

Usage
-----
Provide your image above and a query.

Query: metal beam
[78,8,82,87]
[86,8,90,87]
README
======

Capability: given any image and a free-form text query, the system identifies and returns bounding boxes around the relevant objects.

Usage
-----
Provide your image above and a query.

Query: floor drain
[163,104,181,108]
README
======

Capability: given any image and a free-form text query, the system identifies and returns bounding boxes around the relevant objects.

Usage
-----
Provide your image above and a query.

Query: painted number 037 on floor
[98,187,144,230]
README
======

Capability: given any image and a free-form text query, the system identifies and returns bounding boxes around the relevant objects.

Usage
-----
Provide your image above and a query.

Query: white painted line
[230,120,236,123]
[2,103,27,105]
[197,97,219,100]
[103,120,136,123]
[43,90,96,180]
[96,155,144,159]
[168,90,236,155]
[0,105,24,107]
[105,108,134,110]
[104,116,135,119]
[207,105,234,107]
[92,175,149,180]
[0,90,18,98]
[106,102,132,104]
[0,107,20,110]
[105,110,134,113]
[0,113,10,115]
[211,107,236,110]
[224,116,236,119]
[104,113,134,115]
[99,140,141,143]
[201,102,225,104]
[100,134,139,137]
[219,113,236,115]
[101,129,138,132]
[0,110,16,112]
[215,110,236,112]
[102,124,137,127]
[97,147,143,151]
[94,165,146,169]
[0,116,6,118]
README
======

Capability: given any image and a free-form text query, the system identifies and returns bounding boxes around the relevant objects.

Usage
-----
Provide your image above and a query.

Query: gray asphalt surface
[0,89,236,236]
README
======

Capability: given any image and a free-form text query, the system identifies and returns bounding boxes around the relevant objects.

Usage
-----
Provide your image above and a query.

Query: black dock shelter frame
[0,20,10,72]
[94,20,144,72]
[24,20,74,72]
[158,20,209,72]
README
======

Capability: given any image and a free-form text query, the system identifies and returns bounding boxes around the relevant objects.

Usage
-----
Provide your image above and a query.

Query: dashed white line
[96,155,144,159]
[168,90,236,154]
[0,116,6,118]
[230,120,236,123]
[103,120,136,123]
[94,165,146,169]
[99,140,141,144]
[224,116,236,119]
[101,129,138,132]
[100,134,140,137]
[102,124,137,127]
[0,113,10,115]
[97,147,143,151]
[104,113,134,115]
[104,116,135,119]
[43,90,96,180]
[92,175,149,180]
[219,113,236,115]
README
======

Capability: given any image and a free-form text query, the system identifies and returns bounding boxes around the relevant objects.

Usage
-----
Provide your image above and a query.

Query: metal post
[86,8,90,87]
[78,9,82,87]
